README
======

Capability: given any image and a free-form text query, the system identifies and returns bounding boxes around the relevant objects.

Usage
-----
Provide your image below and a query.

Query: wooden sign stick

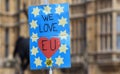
[49,68,53,74]
[43,1,53,74]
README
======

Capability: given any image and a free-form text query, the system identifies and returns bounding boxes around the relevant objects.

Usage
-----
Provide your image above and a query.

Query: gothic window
[99,14,112,51]
[71,19,86,55]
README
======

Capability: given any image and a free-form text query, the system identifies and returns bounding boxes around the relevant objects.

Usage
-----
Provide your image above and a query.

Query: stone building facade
[0,0,120,74]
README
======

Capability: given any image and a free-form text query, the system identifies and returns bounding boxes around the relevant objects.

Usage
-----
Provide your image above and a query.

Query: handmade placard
[28,3,71,70]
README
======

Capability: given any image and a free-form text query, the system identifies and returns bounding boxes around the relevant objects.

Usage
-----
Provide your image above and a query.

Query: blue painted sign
[28,3,71,70]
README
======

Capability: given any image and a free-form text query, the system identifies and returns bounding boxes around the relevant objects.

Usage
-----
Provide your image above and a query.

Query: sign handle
[44,0,49,5]
[44,1,51,74]
[49,68,53,74]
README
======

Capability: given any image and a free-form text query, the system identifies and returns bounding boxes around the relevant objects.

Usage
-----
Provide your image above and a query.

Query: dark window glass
[5,28,9,57]
[6,0,9,11]
[117,14,120,49]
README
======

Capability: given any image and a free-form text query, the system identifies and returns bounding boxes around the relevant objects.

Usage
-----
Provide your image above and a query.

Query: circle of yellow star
[43,5,51,15]
[34,57,42,67]
[30,20,38,29]
[32,7,40,17]
[31,46,38,56]
[59,44,68,54]
[58,16,67,27]
[55,56,64,66]
[31,33,39,42]
[45,58,53,67]
[55,5,64,15]
[59,30,68,40]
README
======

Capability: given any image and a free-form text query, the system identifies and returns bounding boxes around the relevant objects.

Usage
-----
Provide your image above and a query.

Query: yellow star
[43,5,51,15]
[59,30,68,40]
[55,56,64,66]
[34,57,42,67]
[31,46,38,56]
[30,20,38,29]
[59,44,68,54]
[55,5,64,15]
[58,17,67,27]
[32,7,40,17]
[31,33,39,42]
[45,58,53,67]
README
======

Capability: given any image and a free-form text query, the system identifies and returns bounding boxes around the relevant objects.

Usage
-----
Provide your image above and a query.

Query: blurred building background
[0,0,120,74]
